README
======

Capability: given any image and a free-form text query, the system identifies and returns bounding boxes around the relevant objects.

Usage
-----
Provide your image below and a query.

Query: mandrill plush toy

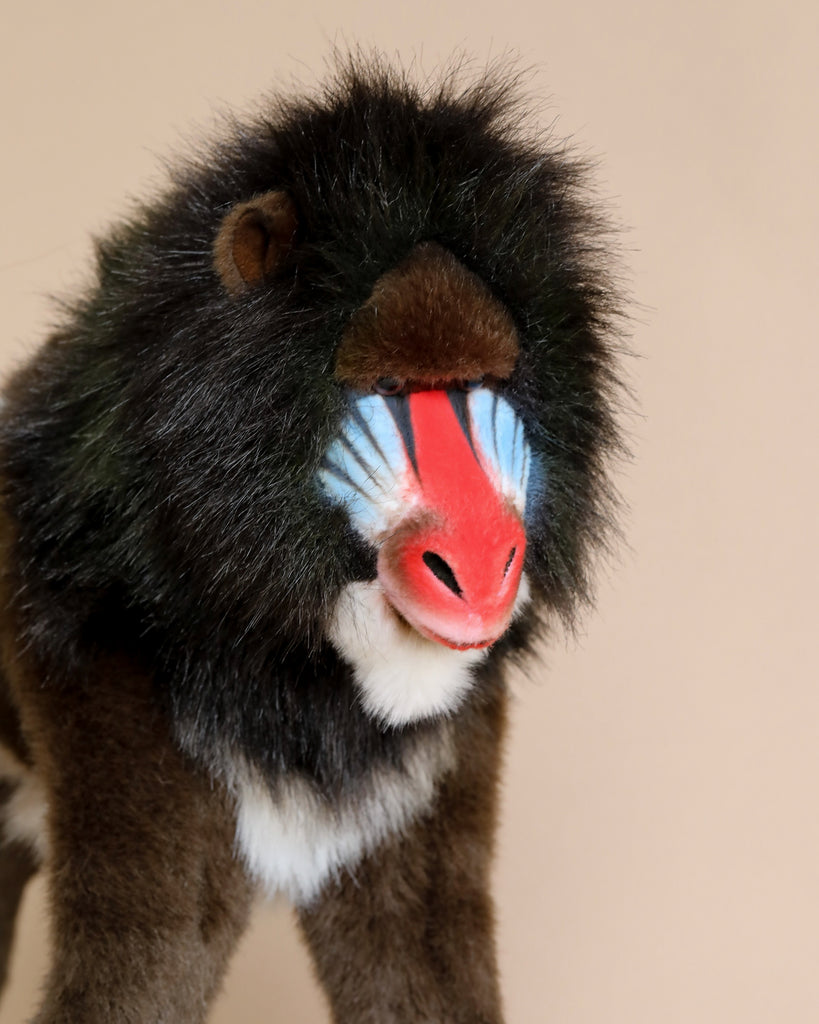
[0,58,621,1023]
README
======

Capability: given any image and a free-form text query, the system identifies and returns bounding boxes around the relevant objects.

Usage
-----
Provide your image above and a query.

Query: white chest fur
[224,728,454,907]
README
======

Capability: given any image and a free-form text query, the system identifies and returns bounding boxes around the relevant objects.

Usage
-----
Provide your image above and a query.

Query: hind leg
[0,778,40,999]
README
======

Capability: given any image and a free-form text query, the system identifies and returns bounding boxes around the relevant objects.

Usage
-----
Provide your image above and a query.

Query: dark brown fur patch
[335,242,519,389]
[4,656,253,1023]
[213,190,298,295]
[0,512,254,1023]
[298,684,508,1023]
[0,670,30,766]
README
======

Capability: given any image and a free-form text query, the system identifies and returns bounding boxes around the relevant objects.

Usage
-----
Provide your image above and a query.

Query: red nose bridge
[377,390,525,649]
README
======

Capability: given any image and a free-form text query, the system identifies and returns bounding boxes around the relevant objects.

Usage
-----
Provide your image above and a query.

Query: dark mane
[1,56,622,790]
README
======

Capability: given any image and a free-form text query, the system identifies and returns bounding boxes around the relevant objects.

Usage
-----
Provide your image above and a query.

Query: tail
[0,676,41,1000]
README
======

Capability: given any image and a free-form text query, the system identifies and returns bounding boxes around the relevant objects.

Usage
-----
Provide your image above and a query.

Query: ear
[213,191,298,295]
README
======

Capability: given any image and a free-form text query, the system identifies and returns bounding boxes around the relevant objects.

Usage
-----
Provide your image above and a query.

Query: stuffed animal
[0,57,622,1023]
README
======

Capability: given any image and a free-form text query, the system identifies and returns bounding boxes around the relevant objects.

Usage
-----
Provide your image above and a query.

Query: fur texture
[327,579,491,725]
[0,591,255,1024]
[0,55,622,1023]
[328,575,533,726]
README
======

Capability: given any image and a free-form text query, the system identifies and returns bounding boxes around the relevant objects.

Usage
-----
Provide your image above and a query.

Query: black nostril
[503,547,517,576]
[422,551,463,597]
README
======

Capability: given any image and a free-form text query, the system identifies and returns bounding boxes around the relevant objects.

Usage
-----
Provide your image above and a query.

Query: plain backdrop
[2,1,817,1022]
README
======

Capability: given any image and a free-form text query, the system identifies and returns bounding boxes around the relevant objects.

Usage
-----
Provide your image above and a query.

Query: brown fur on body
[0,57,622,1024]
[299,687,507,1024]
[0,587,508,1023]
[0,560,254,1023]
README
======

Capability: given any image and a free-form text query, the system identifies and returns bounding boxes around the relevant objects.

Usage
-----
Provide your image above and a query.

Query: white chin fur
[327,575,531,728]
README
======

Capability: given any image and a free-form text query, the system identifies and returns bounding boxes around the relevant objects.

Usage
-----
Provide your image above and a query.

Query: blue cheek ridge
[317,393,410,538]
[318,386,546,535]
[466,388,542,517]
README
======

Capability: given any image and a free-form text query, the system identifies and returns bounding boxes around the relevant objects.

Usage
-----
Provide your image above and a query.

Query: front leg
[299,686,508,1024]
[6,649,254,1024]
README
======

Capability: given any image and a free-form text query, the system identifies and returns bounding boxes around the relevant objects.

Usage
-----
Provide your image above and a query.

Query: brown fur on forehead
[335,242,519,389]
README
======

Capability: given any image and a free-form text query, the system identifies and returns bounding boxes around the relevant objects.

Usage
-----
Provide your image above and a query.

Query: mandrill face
[314,240,538,725]
[319,386,532,651]
[208,152,616,732]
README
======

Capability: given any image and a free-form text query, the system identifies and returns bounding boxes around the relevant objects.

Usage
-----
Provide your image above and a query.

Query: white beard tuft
[328,574,531,727]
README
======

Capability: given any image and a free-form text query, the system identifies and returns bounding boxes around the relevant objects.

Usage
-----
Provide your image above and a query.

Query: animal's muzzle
[319,387,535,649]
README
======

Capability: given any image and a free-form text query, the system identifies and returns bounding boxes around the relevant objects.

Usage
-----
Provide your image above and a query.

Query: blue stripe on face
[318,387,542,538]
[349,393,407,478]
[317,393,413,539]
[466,388,538,517]
[381,393,418,477]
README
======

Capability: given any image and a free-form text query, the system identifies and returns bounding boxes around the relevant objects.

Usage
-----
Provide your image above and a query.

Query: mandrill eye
[461,376,485,391]
[374,377,404,396]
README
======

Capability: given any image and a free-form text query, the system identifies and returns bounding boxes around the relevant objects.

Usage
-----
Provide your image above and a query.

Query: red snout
[377,390,526,649]
[378,511,525,649]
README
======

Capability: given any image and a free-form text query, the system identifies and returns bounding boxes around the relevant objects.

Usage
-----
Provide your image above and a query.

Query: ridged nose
[362,388,528,649]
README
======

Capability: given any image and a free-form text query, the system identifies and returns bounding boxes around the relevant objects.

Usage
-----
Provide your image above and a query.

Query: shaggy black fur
[1,57,621,795]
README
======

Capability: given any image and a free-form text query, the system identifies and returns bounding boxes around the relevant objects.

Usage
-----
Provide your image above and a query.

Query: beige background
[2,1,818,1021]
